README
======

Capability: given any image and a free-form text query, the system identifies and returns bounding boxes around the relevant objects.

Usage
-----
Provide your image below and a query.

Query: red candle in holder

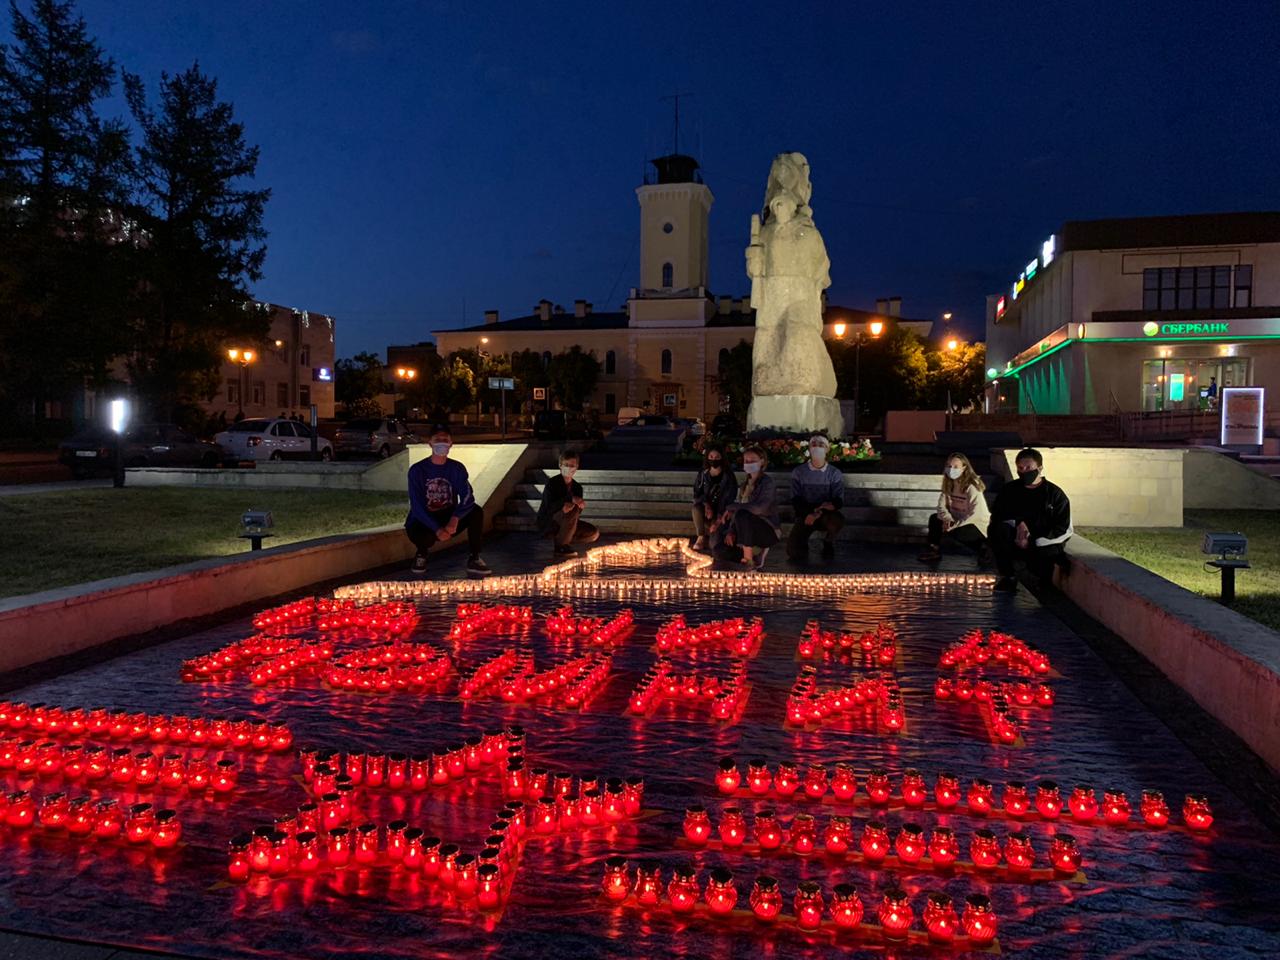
[1036,683,1055,706]
[1004,831,1035,870]
[430,753,449,786]
[1183,794,1213,831]
[754,809,783,850]
[1049,833,1081,873]
[454,853,478,898]
[794,880,824,930]
[580,788,601,826]
[831,882,863,928]
[320,792,344,831]
[603,779,626,822]
[326,827,351,867]
[1069,785,1098,822]
[1002,781,1030,817]
[633,859,662,906]
[297,802,320,834]
[268,830,291,876]
[125,802,154,843]
[250,826,274,872]
[719,806,746,847]
[1103,789,1131,826]
[860,820,890,862]
[928,826,958,866]
[865,769,891,805]
[881,697,905,731]
[553,772,575,797]
[923,892,957,943]
[878,888,914,940]
[623,776,644,816]
[387,753,408,790]
[464,737,483,772]
[364,754,385,789]
[1140,790,1170,827]
[4,790,34,829]
[355,822,379,864]
[295,831,320,873]
[667,864,699,913]
[602,856,630,901]
[212,758,238,794]
[109,747,135,784]
[60,744,83,780]
[804,763,828,799]
[716,757,741,794]
[534,797,557,834]
[969,828,1001,868]
[36,740,61,776]
[93,798,122,838]
[83,745,108,781]
[157,753,183,790]
[824,815,853,854]
[934,676,953,700]
[386,820,408,862]
[228,834,252,882]
[895,823,925,863]
[788,813,817,855]
[935,772,961,809]
[409,755,429,792]
[67,796,96,836]
[557,795,579,830]
[447,747,467,781]
[902,769,927,808]
[39,792,69,829]
[1035,781,1063,819]
[962,894,998,946]
[829,763,857,801]
[187,757,210,791]
[421,836,442,878]
[477,863,501,909]
[505,760,526,799]
[151,808,180,849]
[774,763,799,797]
[747,759,772,795]
[437,843,460,888]
[343,753,365,785]
[705,867,737,915]
[270,725,292,752]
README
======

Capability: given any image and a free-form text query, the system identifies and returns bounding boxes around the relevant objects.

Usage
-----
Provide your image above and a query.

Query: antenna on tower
[659,92,694,155]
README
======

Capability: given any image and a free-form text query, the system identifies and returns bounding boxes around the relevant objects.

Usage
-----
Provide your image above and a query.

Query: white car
[215,418,333,462]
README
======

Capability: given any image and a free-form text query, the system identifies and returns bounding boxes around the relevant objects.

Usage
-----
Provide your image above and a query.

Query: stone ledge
[1056,535,1280,772]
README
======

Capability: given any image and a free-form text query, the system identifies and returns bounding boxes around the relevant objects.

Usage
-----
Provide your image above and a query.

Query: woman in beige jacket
[918,452,990,563]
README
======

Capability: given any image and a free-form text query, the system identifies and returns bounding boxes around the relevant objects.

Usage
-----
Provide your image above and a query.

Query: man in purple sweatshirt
[405,424,491,577]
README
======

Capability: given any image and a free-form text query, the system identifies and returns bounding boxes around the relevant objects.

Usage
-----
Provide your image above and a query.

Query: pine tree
[123,63,270,418]
[0,0,132,427]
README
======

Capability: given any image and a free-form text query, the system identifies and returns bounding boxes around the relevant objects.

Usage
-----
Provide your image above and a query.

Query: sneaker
[917,546,942,563]
[821,540,836,560]
[410,553,428,575]
[466,555,492,576]
[692,536,708,551]
[554,544,577,557]
[993,576,1018,593]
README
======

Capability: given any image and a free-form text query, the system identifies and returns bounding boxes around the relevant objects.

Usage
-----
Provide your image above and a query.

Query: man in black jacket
[535,449,600,556]
[988,448,1072,593]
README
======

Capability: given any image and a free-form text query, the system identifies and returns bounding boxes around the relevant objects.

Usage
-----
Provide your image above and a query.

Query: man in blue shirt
[786,434,846,563]
[405,424,491,577]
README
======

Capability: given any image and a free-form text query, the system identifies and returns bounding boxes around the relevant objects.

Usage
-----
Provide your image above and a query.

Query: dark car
[331,417,417,459]
[533,410,596,441]
[59,424,224,478]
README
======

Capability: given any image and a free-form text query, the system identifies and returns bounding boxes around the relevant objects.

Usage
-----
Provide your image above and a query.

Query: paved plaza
[0,534,1277,959]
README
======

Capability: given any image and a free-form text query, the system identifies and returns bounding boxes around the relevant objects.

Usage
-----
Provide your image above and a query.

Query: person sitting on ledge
[691,442,738,551]
[405,424,491,577]
[714,444,781,570]
[988,447,1072,593]
[536,449,599,556]
[786,434,845,563]
[919,451,990,564]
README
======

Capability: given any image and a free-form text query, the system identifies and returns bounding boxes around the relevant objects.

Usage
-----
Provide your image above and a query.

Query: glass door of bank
[1141,357,1249,411]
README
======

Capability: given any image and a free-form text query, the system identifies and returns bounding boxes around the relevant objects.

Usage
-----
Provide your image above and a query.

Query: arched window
[605,350,616,375]
[718,347,730,372]
[542,350,552,367]
[662,262,674,288]
[661,349,672,375]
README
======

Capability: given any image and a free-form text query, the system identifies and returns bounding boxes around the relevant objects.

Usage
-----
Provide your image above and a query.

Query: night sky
[76,0,1280,356]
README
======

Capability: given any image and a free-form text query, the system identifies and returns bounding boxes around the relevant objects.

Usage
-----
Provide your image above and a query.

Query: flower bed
[676,436,880,468]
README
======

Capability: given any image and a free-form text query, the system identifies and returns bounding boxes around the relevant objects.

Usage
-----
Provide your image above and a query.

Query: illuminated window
[661,349,672,374]
[662,262,674,288]
[605,350,616,374]
[1143,266,1241,311]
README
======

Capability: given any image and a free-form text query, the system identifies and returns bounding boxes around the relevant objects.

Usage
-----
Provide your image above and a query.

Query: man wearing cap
[405,424,492,577]
[786,434,846,563]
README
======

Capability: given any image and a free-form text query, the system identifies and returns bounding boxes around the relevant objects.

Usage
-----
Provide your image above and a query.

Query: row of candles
[786,668,905,731]
[796,620,898,665]
[0,703,292,752]
[601,859,998,944]
[496,651,613,705]
[713,759,1214,830]
[322,644,453,693]
[458,648,520,699]
[0,740,239,793]
[182,635,323,682]
[247,641,334,686]
[654,614,764,656]
[542,607,636,646]
[935,675,1055,708]
[681,805,1084,874]
[449,603,534,639]
[314,600,418,634]
[3,789,180,847]
[939,629,1052,675]
[251,597,320,632]
[627,660,750,721]
[299,729,515,795]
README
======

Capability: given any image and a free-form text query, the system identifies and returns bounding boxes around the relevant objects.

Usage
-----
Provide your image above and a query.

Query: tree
[509,348,550,414]
[420,354,474,418]
[547,345,600,412]
[0,0,132,425]
[122,63,270,419]
[926,341,987,412]
[829,327,929,429]
[717,340,753,422]
[335,351,385,408]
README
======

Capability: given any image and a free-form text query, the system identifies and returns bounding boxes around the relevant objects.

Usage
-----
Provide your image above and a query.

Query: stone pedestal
[747,395,844,437]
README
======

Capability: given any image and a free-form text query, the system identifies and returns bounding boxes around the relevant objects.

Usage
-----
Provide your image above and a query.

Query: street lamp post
[227,348,257,416]
[394,366,417,417]
[848,320,884,435]
[476,337,490,426]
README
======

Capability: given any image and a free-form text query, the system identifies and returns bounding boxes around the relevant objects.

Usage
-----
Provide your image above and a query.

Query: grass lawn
[1081,509,1280,632]
[0,487,410,600]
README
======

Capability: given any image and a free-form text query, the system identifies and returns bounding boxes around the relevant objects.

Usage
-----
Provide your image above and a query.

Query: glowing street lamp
[392,366,417,417]
[227,347,257,415]
[947,339,959,351]
[832,321,847,338]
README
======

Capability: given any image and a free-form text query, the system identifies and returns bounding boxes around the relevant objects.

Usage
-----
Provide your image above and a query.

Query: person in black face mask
[690,442,738,551]
[988,447,1072,593]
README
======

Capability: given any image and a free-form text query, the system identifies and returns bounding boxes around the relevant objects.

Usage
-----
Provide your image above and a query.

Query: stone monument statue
[745,152,844,437]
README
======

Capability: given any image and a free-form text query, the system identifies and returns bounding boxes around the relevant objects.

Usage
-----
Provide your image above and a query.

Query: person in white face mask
[918,452,990,564]
[786,434,846,563]
[713,444,781,569]
[535,449,599,556]
[405,424,492,577]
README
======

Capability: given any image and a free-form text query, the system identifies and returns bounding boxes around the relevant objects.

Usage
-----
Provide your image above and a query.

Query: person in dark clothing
[691,443,738,551]
[405,424,491,577]
[535,449,599,556]
[786,434,846,562]
[988,448,1072,593]
[714,444,781,569]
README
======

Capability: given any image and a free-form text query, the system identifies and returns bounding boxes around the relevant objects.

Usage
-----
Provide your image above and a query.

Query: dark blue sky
[78,0,1280,356]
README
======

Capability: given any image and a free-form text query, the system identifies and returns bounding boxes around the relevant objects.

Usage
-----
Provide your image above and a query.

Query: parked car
[613,414,679,431]
[673,417,706,436]
[331,417,417,459]
[710,413,743,437]
[58,424,225,478]
[533,410,597,441]
[615,406,644,426]
[215,418,333,462]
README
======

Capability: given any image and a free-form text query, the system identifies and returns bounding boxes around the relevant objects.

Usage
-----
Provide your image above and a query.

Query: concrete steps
[497,468,941,541]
